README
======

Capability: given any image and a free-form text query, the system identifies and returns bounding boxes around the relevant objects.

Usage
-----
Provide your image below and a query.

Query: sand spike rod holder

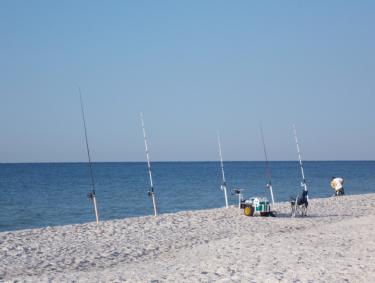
[292,124,309,218]
[217,132,229,208]
[140,112,158,216]
[79,87,99,224]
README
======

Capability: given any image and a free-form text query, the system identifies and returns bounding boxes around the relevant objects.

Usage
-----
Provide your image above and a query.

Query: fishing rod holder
[265,182,275,205]
[233,188,244,208]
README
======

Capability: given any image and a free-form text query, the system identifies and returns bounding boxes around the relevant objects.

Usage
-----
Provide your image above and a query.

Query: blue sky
[0,1,374,162]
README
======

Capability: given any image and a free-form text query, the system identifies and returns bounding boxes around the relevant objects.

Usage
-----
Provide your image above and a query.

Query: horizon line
[1,160,375,164]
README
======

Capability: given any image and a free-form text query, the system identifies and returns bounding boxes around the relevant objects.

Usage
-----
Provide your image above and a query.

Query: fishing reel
[147,190,153,197]
[233,188,242,195]
[87,192,94,200]
[300,180,308,190]
[233,188,245,199]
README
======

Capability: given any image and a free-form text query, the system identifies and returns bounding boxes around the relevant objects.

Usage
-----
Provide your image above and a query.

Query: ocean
[0,161,374,232]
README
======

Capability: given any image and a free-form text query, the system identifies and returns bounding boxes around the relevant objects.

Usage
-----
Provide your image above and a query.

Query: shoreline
[2,191,375,234]
[1,193,375,282]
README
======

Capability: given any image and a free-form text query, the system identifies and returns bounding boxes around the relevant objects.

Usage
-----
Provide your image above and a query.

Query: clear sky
[0,1,374,162]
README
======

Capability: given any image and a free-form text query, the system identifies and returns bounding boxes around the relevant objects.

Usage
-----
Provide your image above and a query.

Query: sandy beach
[1,193,375,282]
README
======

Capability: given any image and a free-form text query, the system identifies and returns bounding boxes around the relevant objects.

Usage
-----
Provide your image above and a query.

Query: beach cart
[241,197,275,217]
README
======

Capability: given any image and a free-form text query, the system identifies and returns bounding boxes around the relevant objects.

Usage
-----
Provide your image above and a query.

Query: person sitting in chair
[331,177,344,196]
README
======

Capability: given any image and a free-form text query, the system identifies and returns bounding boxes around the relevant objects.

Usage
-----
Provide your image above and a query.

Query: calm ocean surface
[0,161,374,232]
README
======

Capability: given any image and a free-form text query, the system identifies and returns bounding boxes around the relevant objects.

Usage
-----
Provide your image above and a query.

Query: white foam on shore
[1,194,375,282]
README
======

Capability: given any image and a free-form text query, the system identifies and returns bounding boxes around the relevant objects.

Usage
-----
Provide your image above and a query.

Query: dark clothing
[297,190,308,206]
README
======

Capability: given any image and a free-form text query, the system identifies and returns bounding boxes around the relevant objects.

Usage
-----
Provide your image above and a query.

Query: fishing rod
[260,124,275,204]
[293,124,308,192]
[140,112,157,216]
[79,87,99,224]
[217,131,229,208]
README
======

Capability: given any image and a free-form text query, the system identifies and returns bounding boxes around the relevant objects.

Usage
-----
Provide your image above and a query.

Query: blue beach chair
[290,189,308,217]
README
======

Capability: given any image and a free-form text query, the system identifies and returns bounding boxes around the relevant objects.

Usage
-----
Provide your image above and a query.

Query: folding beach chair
[290,189,308,217]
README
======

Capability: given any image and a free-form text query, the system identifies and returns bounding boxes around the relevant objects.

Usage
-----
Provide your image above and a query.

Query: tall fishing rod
[217,132,229,208]
[79,87,99,224]
[293,124,308,192]
[260,124,275,204]
[140,112,157,216]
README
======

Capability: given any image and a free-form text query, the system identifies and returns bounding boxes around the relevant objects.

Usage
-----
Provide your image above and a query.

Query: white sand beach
[1,193,375,282]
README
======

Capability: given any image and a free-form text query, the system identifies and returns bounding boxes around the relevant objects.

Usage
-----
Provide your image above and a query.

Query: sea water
[0,161,374,232]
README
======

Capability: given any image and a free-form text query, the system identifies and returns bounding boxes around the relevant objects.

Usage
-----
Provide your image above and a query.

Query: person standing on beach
[331,177,344,196]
